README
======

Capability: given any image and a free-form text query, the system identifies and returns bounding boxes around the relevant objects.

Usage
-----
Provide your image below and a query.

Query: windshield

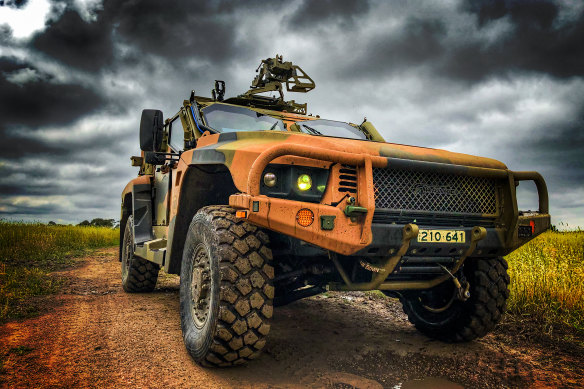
[202,104,285,133]
[296,119,367,140]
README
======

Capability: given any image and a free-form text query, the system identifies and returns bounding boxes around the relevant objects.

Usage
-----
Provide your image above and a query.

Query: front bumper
[229,143,550,257]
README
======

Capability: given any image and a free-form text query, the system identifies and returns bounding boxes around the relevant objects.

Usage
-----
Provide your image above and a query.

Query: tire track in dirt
[0,248,582,388]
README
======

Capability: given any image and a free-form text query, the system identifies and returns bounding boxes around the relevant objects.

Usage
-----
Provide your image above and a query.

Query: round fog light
[263,172,277,187]
[297,174,312,191]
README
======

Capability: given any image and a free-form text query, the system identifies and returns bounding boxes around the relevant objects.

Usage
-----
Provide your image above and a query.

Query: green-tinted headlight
[297,174,312,191]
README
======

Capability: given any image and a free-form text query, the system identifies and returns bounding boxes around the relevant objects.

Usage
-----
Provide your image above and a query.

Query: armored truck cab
[120,56,550,366]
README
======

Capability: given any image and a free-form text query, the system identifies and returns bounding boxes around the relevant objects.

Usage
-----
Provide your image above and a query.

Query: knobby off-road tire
[180,206,274,367]
[401,257,510,342]
[120,216,160,292]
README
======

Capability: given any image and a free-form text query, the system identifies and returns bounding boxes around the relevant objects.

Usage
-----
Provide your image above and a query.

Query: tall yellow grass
[0,221,119,265]
[0,221,119,322]
[505,231,584,332]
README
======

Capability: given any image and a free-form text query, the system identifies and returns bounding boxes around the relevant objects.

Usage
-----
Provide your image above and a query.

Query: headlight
[260,164,329,203]
[263,172,277,187]
[297,174,312,191]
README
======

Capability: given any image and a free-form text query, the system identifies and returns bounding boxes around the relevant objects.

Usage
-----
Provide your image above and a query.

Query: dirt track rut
[0,248,582,388]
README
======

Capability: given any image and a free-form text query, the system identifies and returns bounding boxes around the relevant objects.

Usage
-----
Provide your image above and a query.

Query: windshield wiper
[301,124,322,136]
[268,121,279,131]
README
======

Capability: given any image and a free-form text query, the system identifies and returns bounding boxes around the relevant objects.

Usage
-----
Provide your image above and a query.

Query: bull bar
[231,143,550,291]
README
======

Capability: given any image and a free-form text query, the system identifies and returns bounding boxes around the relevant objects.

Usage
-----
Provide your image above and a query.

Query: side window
[169,117,184,152]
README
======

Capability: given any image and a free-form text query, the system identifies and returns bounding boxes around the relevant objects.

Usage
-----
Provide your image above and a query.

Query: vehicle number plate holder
[417,229,465,243]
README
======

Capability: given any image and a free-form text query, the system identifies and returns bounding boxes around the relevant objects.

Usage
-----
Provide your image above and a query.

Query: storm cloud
[0,0,583,227]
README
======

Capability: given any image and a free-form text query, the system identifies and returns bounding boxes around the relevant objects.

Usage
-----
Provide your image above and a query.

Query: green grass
[0,221,119,322]
[364,290,388,299]
[505,231,584,333]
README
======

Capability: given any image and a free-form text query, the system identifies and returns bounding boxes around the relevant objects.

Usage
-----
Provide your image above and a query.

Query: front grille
[372,209,496,227]
[373,168,499,215]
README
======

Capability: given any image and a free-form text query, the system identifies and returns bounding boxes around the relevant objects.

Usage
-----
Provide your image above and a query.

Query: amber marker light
[235,210,248,218]
[296,208,314,227]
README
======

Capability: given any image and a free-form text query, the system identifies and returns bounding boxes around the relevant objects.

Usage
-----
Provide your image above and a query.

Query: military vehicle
[120,55,550,367]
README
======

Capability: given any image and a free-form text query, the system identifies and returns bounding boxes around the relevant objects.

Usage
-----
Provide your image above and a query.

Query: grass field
[0,221,119,322]
[505,230,584,333]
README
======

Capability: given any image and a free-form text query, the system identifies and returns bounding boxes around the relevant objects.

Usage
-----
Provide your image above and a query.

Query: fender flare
[164,164,237,274]
[120,176,153,260]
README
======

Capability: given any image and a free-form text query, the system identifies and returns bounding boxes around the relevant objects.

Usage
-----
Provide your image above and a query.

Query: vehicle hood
[184,131,507,192]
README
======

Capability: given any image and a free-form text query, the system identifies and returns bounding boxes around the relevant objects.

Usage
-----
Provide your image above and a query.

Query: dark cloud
[0,56,27,72]
[32,8,113,71]
[453,0,584,80]
[28,0,276,72]
[0,129,130,158]
[0,183,60,196]
[102,0,260,63]
[0,202,59,216]
[467,0,559,29]
[0,135,62,158]
[359,18,446,75]
[0,0,28,8]
[288,0,369,28]
[0,24,11,42]
[0,57,105,128]
[0,55,116,164]
[339,0,583,83]
[0,162,131,197]
[522,104,584,183]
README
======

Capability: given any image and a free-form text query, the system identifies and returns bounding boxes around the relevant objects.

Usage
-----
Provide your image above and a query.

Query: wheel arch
[165,164,238,274]
[119,175,153,261]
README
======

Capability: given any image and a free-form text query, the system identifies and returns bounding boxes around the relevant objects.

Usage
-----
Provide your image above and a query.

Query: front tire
[121,216,160,292]
[401,257,510,342]
[180,206,274,367]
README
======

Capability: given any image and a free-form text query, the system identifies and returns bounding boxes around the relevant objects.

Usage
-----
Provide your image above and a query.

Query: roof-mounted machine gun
[239,55,315,114]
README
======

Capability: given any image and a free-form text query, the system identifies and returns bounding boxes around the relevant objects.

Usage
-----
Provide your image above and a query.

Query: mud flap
[132,183,153,244]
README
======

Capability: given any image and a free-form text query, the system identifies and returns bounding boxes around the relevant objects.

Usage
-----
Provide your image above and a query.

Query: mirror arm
[144,151,180,165]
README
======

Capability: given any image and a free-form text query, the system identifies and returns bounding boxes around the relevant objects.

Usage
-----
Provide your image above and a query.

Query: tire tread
[402,257,510,342]
[187,206,273,367]
[122,216,160,293]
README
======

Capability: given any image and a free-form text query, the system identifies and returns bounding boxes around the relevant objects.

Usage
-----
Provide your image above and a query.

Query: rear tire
[180,206,274,367]
[401,257,510,342]
[121,216,160,292]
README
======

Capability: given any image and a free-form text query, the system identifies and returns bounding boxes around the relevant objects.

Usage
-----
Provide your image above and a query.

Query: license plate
[418,229,465,243]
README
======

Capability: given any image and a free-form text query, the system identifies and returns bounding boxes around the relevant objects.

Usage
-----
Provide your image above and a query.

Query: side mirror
[140,109,164,152]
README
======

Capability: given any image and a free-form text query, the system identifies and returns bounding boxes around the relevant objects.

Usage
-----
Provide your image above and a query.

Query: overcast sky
[0,0,582,228]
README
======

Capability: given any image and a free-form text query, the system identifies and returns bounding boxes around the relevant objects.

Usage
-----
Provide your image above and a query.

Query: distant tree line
[78,218,118,228]
[47,218,119,228]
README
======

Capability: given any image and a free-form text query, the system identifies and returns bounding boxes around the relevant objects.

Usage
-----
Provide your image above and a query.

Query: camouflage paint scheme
[121,57,550,290]
[121,99,549,274]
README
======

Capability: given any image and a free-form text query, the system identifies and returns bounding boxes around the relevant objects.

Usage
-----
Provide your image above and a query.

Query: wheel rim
[190,244,212,328]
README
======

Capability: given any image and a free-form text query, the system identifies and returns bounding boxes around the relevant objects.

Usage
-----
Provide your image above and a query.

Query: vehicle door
[153,115,184,226]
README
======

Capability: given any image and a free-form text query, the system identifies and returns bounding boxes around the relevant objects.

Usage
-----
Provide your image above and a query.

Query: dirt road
[0,248,582,388]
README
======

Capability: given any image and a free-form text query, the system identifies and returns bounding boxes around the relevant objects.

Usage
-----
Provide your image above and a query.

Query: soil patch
[0,248,582,388]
